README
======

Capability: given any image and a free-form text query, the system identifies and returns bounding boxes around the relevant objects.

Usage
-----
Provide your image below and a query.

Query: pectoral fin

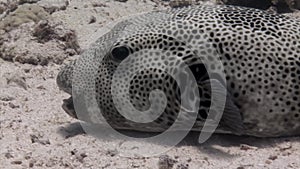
[203,79,244,134]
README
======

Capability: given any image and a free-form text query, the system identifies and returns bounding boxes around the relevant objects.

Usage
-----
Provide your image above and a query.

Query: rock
[70,149,87,163]
[158,155,177,169]
[268,155,278,160]
[275,0,300,12]
[36,85,46,90]
[0,0,19,21]
[240,144,258,151]
[29,160,35,168]
[32,20,55,43]
[65,48,77,56]
[30,134,50,145]
[33,19,81,55]
[168,0,215,8]
[0,93,15,101]
[70,149,78,155]
[0,39,18,62]
[47,21,81,53]
[0,4,5,14]
[0,4,50,32]
[24,152,32,160]
[37,0,69,14]
[295,0,300,9]
[177,163,189,169]
[13,48,49,65]
[279,143,292,151]
[23,66,31,73]
[237,167,245,169]
[6,72,28,90]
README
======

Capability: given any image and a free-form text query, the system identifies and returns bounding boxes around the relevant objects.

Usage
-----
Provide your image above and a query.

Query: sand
[0,0,299,168]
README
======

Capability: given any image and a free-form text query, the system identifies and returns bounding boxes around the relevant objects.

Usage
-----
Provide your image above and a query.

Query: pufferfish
[56,5,300,137]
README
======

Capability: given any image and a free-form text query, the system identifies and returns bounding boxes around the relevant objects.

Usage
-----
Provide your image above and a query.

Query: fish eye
[111,46,130,61]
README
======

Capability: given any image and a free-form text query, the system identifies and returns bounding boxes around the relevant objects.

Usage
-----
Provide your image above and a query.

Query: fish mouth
[62,97,78,119]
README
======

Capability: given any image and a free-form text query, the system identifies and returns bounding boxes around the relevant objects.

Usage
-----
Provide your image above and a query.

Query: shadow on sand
[57,122,299,158]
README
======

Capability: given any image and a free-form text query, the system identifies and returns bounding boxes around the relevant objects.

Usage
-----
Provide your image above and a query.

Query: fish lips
[62,97,78,119]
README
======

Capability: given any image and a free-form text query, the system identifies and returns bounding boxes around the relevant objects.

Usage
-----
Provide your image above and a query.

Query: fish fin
[203,79,244,135]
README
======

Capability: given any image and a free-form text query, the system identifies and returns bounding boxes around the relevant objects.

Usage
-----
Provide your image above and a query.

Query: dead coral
[33,19,81,54]
[37,0,69,14]
[0,19,80,65]
[169,0,209,8]
[0,4,50,32]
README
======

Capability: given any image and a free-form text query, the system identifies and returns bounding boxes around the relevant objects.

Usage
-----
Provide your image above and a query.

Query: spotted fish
[57,5,300,137]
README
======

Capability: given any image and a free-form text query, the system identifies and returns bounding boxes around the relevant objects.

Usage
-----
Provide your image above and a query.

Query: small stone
[5,152,14,159]
[71,149,78,155]
[115,0,128,2]
[9,102,20,109]
[24,152,32,160]
[282,151,292,156]
[237,167,245,169]
[106,149,118,157]
[265,160,272,164]
[23,68,31,73]
[88,16,96,24]
[24,155,31,160]
[169,0,194,8]
[75,152,87,163]
[240,144,257,151]
[279,143,292,151]
[29,161,34,168]
[132,163,140,168]
[80,153,87,158]
[268,155,278,160]
[76,153,87,163]
[37,85,46,90]
[91,2,107,7]
[11,160,22,165]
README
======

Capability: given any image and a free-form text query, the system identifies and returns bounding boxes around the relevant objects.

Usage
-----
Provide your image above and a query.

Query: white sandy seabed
[0,0,300,168]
